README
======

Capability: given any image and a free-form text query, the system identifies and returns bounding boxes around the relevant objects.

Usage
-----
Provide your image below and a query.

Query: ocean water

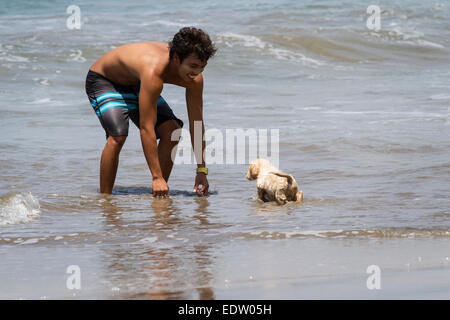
[0,0,449,299]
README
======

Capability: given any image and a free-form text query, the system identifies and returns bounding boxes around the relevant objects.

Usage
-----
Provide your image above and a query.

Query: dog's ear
[245,164,252,180]
[246,163,259,180]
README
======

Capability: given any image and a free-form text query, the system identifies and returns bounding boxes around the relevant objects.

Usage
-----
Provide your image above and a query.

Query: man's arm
[139,71,168,196]
[186,74,205,167]
[186,74,209,196]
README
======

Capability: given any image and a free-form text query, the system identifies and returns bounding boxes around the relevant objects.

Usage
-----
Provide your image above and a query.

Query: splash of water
[0,192,41,226]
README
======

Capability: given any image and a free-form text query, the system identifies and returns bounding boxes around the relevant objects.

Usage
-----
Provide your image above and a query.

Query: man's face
[177,53,207,82]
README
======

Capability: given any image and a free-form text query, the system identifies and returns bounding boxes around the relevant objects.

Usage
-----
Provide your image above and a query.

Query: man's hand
[153,177,169,197]
[193,173,209,196]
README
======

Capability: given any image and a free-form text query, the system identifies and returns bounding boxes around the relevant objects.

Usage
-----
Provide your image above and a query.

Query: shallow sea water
[0,0,449,299]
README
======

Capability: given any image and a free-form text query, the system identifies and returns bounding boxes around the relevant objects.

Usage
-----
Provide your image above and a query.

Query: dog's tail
[271,172,303,202]
[271,172,295,185]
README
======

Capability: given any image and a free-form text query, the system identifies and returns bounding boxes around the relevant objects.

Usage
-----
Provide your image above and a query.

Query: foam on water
[216,32,324,66]
[234,229,450,240]
[138,236,158,244]
[430,93,450,100]
[0,192,41,226]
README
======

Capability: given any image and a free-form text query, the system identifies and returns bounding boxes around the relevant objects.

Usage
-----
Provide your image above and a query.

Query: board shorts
[85,69,183,139]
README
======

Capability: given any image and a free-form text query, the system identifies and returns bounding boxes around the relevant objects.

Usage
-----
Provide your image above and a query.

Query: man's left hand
[193,173,209,196]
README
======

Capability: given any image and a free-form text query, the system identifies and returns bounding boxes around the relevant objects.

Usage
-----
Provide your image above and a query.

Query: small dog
[246,158,303,205]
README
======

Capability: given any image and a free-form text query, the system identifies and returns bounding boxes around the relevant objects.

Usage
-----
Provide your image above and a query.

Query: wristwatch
[196,167,208,175]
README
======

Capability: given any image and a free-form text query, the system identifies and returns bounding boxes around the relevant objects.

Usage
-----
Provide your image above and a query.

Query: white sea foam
[217,32,324,66]
[26,97,52,105]
[150,20,191,28]
[287,229,344,238]
[0,53,29,62]
[0,45,29,63]
[138,236,158,244]
[0,192,41,226]
[430,94,450,100]
[219,33,267,49]
[131,20,200,28]
[19,238,39,245]
[402,39,445,49]
[386,27,445,49]
[269,47,324,66]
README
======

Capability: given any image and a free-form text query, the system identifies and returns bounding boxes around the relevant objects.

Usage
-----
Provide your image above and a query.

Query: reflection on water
[112,186,218,197]
[97,195,216,299]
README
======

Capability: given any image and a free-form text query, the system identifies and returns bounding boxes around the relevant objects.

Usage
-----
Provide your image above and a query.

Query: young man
[85,27,217,197]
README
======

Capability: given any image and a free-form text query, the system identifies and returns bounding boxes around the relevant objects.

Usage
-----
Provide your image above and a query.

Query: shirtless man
[85,27,217,197]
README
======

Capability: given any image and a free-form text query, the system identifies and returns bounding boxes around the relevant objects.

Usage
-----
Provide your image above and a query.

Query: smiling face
[175,53,207,83]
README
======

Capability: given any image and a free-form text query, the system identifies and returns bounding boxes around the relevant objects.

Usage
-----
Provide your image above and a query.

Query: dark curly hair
[169,27,217,63]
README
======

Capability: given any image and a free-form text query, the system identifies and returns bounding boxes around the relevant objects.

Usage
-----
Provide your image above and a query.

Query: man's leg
[156,120,182,182]
[100,135,127,194]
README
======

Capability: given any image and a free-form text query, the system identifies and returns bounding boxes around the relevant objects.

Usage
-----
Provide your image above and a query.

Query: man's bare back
[90,42,172,87]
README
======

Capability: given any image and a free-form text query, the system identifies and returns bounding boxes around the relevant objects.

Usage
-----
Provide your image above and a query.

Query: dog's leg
[296,190,303,202]
[275,190,287,205]
[257,188,265,201]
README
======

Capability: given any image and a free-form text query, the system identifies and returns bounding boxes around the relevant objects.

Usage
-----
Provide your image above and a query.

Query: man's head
[169,27,217,63]
[169,27,217,82]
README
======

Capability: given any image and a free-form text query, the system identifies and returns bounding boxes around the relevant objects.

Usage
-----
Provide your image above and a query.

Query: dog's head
[246,158,273,180]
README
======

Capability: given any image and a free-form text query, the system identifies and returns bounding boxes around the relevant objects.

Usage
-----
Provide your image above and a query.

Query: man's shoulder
[137,43,169,76]
[120,41,167,51]
[116,41,168,75]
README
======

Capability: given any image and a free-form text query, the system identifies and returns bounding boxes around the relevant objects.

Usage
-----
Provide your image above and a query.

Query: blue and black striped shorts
[85,70,183,138]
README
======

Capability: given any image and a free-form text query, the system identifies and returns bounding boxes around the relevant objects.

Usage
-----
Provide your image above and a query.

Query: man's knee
[157,120,182,143]
[107,135,127,149]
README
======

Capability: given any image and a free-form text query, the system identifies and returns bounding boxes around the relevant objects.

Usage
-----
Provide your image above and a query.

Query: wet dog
[246,158,303,205]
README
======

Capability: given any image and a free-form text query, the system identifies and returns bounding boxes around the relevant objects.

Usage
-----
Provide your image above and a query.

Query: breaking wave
[0,192,41,226]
